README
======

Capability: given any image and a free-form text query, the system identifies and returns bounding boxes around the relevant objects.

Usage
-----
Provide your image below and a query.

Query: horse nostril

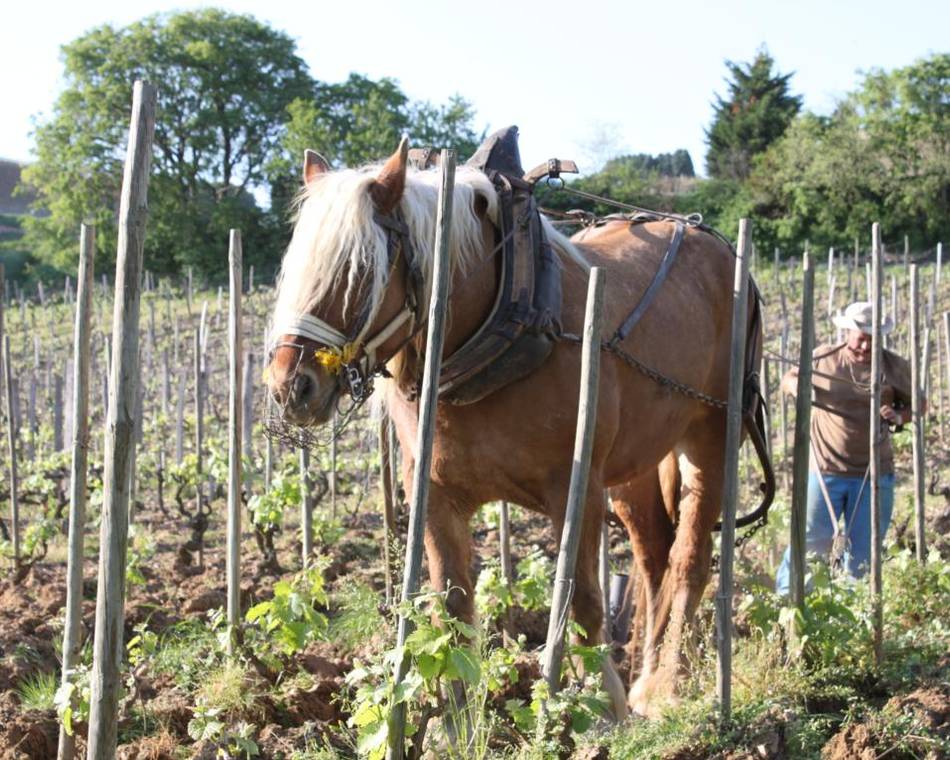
[291,373,314,405]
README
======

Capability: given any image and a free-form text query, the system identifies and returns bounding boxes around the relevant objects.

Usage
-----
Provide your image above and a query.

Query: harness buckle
[345,364,369,403]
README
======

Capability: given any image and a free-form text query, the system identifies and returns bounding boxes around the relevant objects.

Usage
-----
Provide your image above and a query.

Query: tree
[746,53,950,251]
[21,9,314,276]
[270,76,483,225]
[705,49,802,180]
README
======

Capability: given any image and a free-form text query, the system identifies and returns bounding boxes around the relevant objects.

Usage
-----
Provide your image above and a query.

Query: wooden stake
[908,267,926,563]
[541,266,606,696]
[869,223,884,668]
[387,150,456,760]
[715,219,752,721]
[227,229,243,650]
[86,80,156,760]
[789,254,815,612]
[58,224,95,760]
[3,336,19,571]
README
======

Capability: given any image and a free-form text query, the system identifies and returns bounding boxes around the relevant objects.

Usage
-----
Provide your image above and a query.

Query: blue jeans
[775,472,895,595]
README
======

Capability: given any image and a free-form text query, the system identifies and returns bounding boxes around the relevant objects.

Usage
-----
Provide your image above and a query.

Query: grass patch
[16,670,59,712]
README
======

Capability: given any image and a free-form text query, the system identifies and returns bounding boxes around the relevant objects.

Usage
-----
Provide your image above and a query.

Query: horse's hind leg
[559,484,628,720]
[629,425,724,716]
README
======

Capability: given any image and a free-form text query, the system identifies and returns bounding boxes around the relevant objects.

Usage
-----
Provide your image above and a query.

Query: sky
[1,0,947,178]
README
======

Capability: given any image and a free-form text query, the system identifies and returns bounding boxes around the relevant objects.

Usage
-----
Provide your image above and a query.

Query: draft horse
[264,134,765,716]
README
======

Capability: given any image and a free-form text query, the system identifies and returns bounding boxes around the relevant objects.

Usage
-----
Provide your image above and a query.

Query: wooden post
[541,266,606,696]
[869,223,884,668]
[387,149,456,760]
[499,501,514,589]
[599,518,610,641]
[3,336,19,570]
[53,375,64,451]
[226,230,243,650]
[789,253,815,612]
[58,224,95,760]
[715,219,752,721]
[174,369,186,464]
[86,80,155,760]
[908,267,925,563]
[329,410,337,518]
[379,415,395,605]
[242,351,253,461]
[299,447,313,567]
[936,242,943,286]
[193,329,204,568]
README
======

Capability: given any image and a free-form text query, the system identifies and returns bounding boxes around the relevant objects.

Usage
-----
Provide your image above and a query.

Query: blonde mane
[272,163,589,340]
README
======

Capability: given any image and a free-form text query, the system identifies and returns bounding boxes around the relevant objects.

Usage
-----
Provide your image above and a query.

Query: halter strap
[268,208,423,402]
[271,312,348,349]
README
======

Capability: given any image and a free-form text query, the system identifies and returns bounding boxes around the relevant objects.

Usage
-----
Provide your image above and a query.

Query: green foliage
[330,581,387,650]
[743,52,949,252]
[247,470,300,534]
[21,9,313,278]
[16,670,59,712]
[245,564,329,656]
[125,524,157,586]
[345,591,484,760]
[187,662,261,758]
[55,664,91,736]
[705,48,802,180]
[475,548,553,624]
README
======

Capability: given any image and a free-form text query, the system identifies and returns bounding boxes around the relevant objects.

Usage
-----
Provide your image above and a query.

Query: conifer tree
[705,49,802,180]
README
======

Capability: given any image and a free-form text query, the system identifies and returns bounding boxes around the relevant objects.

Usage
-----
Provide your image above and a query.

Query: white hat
[832,301,894,335]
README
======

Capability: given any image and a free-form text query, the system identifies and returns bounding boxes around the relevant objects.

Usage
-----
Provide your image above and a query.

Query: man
[775,301,923,594]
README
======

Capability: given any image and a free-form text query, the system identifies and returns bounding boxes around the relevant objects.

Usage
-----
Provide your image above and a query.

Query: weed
[16,669,59,711]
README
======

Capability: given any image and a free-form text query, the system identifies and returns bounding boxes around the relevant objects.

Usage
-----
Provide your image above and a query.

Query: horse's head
[266,139,419,426]
[265,139,499,428]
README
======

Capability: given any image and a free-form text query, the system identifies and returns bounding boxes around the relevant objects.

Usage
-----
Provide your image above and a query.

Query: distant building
[0,159,37,216]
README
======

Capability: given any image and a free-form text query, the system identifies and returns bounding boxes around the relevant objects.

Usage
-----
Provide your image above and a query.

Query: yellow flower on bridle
[314,343,360,375]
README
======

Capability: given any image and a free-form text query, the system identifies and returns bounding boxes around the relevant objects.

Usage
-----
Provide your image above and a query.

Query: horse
[264,136,765,716]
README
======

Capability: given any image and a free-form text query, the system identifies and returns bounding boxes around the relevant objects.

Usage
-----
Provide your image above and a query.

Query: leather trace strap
[610,221,685,346]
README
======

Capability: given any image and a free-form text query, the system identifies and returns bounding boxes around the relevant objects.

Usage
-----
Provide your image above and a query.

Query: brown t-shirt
[803,344,913,476]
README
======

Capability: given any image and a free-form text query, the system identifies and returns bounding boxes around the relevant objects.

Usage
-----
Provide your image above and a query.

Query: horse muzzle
[269,365,337,427]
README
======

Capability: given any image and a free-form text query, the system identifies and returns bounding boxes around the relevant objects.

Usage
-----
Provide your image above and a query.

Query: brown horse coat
[266,144,758,716]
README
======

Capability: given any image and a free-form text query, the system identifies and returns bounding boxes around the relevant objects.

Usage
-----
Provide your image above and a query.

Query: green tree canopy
[21,9,315,277]
[705,49,802,180]
[742,52,950,251]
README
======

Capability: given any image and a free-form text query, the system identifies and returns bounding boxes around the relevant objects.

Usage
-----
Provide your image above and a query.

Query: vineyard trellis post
[789,253,815,614]
[57,223,95,760]
[227,229,244,650]
[378,415,395,605]
[387,148,456,760]
[86,79,156,760]
[540,266,605,700]
[3,335,19,571]
[193,328,205,568]
[909,265,926,563]
[300,447,313,567]
[869,222,884,668]
[715,218,751,722]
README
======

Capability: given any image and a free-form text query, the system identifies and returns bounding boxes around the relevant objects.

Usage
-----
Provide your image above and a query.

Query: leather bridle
[268,209,425,403]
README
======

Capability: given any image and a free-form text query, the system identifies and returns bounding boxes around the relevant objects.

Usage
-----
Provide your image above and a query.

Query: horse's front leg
[555,484,628,721]
[421,484,478,744]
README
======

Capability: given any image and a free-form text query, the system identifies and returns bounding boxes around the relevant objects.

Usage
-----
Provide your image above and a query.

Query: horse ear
[369,136,409,213]
[303,149,330,187]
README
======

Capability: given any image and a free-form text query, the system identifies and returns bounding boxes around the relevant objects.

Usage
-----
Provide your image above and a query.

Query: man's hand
[880,404,903,425]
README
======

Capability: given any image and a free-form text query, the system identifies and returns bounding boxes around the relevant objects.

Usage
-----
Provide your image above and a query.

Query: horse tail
[715,278,776,532]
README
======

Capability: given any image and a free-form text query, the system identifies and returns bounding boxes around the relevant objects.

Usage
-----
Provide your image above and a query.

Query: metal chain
[711,512,769,572]
[562,333,728,409]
